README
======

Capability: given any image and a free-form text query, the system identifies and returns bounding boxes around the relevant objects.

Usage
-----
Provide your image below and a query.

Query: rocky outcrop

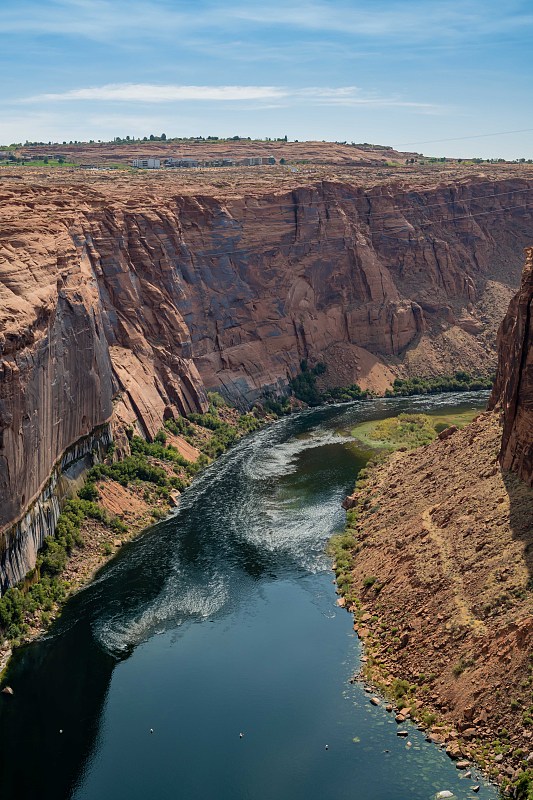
[490,247,533,486]
[1,171,532,579]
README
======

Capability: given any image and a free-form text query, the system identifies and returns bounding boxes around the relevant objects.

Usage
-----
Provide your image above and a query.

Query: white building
[132,158,161,169]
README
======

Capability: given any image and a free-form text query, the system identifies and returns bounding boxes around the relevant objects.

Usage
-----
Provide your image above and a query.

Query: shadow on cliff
[502,469,533,581]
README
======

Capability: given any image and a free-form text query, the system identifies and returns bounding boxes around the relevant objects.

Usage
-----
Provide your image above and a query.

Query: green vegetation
[260,394,292,417]
[290,367,491,409]
[513,771,533,800]
[369,414,437,449]
[327,529,358,603]
[290,360,365,406]
[0,494,124,646]
[289,360,326,405]
[0,158,75,167]
[88,454,170,487]
[390,678,412,699]
[351,408,480,452]
[385,372,493,396]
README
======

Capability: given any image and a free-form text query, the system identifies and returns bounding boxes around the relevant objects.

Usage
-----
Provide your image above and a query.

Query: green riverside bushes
[385,372,493,396]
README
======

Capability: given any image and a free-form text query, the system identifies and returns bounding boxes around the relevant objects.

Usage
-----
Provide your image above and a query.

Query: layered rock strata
[490,247,533,486]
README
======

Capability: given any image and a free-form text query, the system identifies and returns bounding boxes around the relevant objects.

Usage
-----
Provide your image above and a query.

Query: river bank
[0,400,264,677]
[333,411,533,797]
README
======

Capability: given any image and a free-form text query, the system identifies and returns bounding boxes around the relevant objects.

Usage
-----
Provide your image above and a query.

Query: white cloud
[23,84,287,103]
[21,82,439,112]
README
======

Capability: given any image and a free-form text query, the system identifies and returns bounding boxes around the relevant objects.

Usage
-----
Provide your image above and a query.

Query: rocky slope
[1,166,532,584]
[339,250,533,791]
[490,247,533,487]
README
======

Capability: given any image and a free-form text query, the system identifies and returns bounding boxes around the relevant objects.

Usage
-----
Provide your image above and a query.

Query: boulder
[438,425,458,441]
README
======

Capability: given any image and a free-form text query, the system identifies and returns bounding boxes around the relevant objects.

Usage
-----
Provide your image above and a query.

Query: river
[0,393,497,800]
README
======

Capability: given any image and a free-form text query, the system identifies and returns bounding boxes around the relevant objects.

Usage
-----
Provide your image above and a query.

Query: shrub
[78,481,99,501]
[452,656,475,677]
[391,678,411,699]
[109,517,128,534]
[40,539,68,576]
[164,416,195,438]
[88,455,168,487]
[207,391,227,409]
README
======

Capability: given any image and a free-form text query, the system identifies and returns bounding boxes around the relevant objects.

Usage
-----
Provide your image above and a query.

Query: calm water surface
[0,393,497,800]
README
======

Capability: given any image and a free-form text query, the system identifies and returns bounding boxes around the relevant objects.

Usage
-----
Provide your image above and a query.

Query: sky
[1,0,532,159]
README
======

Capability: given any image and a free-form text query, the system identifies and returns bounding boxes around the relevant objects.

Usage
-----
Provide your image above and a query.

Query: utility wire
[397,128,533,147]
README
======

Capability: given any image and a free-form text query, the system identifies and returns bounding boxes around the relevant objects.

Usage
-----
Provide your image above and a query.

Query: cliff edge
[490,247,533,487]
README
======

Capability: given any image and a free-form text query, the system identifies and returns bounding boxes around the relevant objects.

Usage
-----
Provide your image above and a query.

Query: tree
[161,133,167,140]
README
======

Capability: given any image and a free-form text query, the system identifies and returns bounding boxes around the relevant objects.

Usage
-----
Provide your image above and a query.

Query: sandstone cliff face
[0,187,209,536]
[490,247,533,486]
[1,172,532,546]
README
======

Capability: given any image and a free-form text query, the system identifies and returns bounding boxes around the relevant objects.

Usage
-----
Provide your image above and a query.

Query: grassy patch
[351,409,479,452]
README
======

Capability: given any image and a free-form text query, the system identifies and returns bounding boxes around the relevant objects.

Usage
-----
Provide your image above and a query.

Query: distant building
[240,157,262,166]
[164,158,199,168]
[0,151,11,159]
[132,158,161,169]
[261,156,276,165]
[203,158,237,167]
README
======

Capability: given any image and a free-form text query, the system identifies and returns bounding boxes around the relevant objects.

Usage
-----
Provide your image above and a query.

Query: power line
[397,128,533,147]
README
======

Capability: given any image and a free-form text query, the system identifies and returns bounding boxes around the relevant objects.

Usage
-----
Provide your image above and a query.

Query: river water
[0,393,497,800]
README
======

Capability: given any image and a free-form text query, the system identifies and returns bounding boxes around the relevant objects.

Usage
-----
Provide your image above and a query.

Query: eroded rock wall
[1,173,532,546]
[490,247,533,486]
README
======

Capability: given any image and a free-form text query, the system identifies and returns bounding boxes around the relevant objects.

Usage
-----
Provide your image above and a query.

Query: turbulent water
[0,393,497,800]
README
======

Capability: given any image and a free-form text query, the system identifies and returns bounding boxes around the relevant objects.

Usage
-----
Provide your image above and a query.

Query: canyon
[0,161,532,587]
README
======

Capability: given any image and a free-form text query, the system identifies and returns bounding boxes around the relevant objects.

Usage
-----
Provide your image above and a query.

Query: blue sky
[2,0,532,158]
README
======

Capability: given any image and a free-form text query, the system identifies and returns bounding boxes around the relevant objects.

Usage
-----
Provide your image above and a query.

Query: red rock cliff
[1,172,533,538]
[490,247,533,486]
